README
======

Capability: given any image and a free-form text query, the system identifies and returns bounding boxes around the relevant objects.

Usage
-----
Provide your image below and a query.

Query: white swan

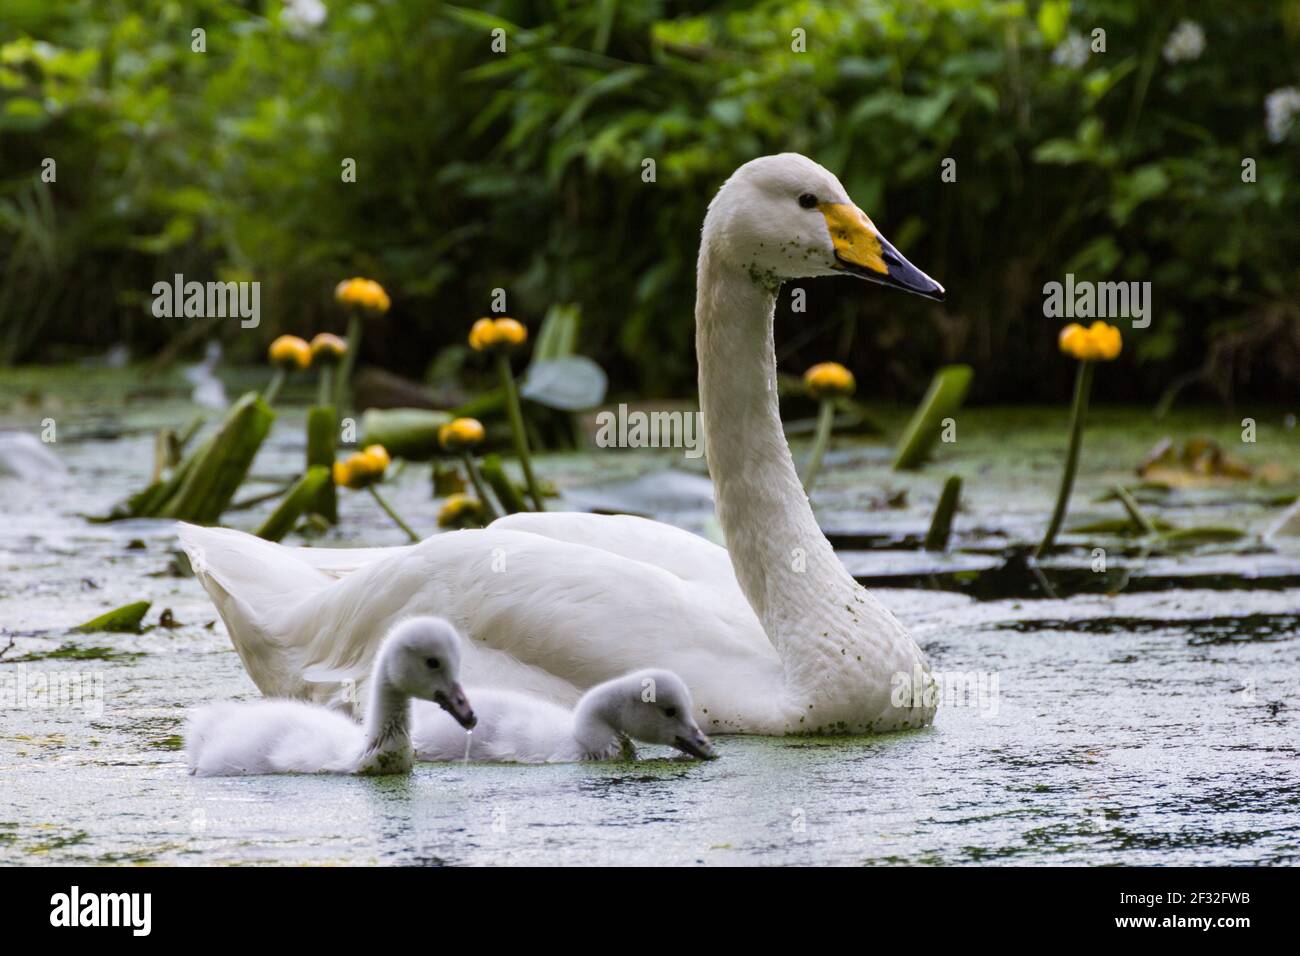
[178,153,945,736]
[185,617,476,776]
[412,668,716,763]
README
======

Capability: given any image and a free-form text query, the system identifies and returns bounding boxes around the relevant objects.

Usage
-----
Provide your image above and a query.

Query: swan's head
[703,153,944,300]
[382,617,477,729]
[591,669,717,760]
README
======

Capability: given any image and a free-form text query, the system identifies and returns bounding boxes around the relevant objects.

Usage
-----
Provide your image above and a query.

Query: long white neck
[695,242,903,711]
[357,657,413,774]
[571,688,633,761]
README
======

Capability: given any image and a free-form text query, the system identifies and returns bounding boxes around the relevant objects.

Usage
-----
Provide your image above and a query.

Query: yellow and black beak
[819,203,945,302]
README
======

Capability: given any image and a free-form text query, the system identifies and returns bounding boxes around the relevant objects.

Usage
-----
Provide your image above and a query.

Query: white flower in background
[1265,87,1300,143]
[281,0,327,37]
[1162,20,1205,64]
[1051,32,1090,69]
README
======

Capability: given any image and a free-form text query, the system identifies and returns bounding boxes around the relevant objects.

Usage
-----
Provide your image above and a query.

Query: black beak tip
[436,690,477,729]
[835,255,945,303]
[674,734,718,760]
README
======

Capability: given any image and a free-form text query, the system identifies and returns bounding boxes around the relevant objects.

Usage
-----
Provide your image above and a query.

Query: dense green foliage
[2,0,1297,403]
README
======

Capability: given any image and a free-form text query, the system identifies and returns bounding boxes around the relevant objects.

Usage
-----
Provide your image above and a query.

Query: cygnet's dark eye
[662,706,678,718]
[798,193,818,209]
[425,657,441,669]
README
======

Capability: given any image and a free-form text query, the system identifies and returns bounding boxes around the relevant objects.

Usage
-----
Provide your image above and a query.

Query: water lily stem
[1114,484,1159,536]
[1035,360,1094,559]
[318,366,333,409]
[801,399,837,493]
[262,368,286,407]
[460,452,501,521]
[335,313,362,410]
[367,484,419,543]
[495,352,544,510]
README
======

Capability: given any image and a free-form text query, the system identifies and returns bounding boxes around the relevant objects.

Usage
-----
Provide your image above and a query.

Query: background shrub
[1,0,1297,404]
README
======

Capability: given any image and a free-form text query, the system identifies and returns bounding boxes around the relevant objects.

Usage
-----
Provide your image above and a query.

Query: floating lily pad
[520,357,608,411]
[1160,526,1248,546]
[73,601,151,634]
[562,469,715,517]
[9,644,144,663]
[1069,517,1176,535]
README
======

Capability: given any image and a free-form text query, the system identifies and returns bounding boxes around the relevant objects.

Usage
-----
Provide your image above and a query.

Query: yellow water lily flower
[468,317,528,353]
[1059,321,1122,362]
[333,445,390,490]
[439,417,486,452]
[1037,321,1122,557]
[310,332,348,364]
[360,444,391,475]
[268,335,312,370]
[332,458,357,489]
[334,277,391,315]
[438,493,485,529]
[803,361,856,399]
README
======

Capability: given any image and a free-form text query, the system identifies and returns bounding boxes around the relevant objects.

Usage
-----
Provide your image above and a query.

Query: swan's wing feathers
[179,519,781,722]
[490,511,742,593]
[284,543,417,579]
[291,528,775,712]
[453,533,780,721]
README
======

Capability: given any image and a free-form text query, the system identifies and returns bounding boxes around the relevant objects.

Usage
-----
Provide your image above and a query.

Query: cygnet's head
[589,669,717,760]
[380,617,476,729]
[702,152,944,300]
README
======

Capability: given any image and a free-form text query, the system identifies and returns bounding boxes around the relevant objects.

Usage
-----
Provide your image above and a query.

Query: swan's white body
[412,669,714,763]
[185,617,474,775]
[178,153,942,736]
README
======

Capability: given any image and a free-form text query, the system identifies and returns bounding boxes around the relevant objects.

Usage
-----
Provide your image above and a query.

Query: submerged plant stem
[335,313,362,409]
[924,475,963,552]
[367,484,419,542]
[495,352,544,510]
[1114,484,1159,536]
[801,399,836,493]
[460,452,501,521]
[263,368,286,407]
[318,367,334,409]
[1035,360,1094,559]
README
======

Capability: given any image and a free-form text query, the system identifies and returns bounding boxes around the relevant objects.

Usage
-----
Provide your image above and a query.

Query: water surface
[2,376,1296,864]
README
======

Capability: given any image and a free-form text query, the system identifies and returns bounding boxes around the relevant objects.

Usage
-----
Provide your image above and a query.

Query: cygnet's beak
[673,727,718,760]
[436,684,477,729]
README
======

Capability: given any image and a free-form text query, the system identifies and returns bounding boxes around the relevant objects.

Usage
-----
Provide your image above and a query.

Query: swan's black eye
[798,193,818,209]
[425,657,440,669]
[662,706,677,718]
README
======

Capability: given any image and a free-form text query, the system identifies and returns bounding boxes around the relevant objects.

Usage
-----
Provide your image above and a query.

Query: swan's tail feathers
[177,522,335,606]
[176,523,340,692]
